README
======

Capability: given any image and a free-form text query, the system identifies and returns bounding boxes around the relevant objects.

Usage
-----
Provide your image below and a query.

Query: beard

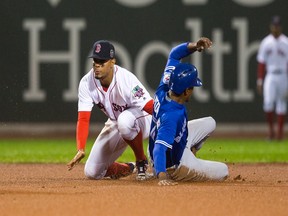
[94,71,104,80]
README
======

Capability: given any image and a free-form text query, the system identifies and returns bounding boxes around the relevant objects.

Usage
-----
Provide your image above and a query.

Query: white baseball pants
[84,108,151,179]
[171,116,229,181]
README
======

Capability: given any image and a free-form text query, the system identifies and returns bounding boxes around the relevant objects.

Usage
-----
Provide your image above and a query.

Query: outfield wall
[1,0,287,126]
[1,123,287,139]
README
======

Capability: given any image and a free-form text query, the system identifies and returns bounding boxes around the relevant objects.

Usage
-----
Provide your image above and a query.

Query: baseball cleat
[135,160,154,180]
[126,162,136,173]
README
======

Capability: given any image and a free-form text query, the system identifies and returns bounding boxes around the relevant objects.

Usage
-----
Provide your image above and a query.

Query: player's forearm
[76,111,91,150]
[257,62,266,85]
[153,143,168,176]
[168,40,207,62]
[169,42,193,61]
[187,42,198,53]
[157,172,168,180]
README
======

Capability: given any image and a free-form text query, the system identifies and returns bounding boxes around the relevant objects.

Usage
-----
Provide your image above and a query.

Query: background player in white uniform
[257,16,288,141]
[67,40,153,180]
[149,38,228,186]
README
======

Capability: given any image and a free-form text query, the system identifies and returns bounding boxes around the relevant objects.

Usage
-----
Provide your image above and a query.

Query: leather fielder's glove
[196,37,212,52]
[67,150,85,171]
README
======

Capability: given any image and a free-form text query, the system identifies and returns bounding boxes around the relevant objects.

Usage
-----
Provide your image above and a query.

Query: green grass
[0,138,287,163]
[197,139,288,163]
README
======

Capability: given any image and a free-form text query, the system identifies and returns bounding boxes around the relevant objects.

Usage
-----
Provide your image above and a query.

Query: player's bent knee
[84,166,105,180]
[206,116,216,133]
[117,110,138,140]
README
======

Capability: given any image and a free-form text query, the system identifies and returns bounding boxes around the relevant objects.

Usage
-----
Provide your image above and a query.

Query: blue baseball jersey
[148,42,193,175]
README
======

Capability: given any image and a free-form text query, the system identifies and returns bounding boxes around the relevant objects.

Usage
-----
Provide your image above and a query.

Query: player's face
[184,87,194,102]
[270,24,282,38]
[92,58,114,80]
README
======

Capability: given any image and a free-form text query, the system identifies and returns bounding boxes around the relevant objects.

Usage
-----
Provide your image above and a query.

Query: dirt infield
[0,163,287,216]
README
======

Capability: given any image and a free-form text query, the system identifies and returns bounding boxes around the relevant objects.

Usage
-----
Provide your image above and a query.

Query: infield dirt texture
[0,163,287,216]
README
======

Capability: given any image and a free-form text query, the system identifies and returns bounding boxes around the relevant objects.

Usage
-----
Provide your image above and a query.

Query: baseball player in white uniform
[67,40,153,180]
[257,16,288,141]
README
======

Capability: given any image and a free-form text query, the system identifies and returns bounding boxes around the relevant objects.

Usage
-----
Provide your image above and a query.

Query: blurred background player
[148,38,228,186]
[256,16,288,141]
[67,40,153,180]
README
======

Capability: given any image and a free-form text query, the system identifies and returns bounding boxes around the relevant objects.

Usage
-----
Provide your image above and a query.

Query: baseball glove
[67,149,85,171]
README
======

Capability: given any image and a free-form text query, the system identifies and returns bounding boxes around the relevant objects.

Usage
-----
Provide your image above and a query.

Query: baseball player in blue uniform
[148,38,229,186]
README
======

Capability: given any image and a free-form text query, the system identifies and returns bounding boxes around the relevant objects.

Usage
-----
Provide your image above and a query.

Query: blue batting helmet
[169,63,202,95]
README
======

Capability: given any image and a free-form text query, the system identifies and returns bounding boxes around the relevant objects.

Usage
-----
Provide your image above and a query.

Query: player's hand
[196,37,212,52]
[158,179,178,186]
[257,79,263,95]
[67,149,85,171]
[157,172,178,186]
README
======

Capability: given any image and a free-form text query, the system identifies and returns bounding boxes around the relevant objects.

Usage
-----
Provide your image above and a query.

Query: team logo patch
[132,85,145,99]
[95,44,101,53]
[162,72,171,84]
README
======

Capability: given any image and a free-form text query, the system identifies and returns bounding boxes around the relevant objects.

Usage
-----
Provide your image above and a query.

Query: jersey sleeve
[143,99,154,115]
[257,39,267,64]
[167,42,192,65]
[153,143,168,175]
[76,111,91,150]
[78,73,94,112]
[155,112,177,149]
[157,42,193,91]
[153,112,178,175]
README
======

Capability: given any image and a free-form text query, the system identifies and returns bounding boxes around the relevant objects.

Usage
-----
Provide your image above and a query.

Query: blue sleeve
[165,42,192,68]
[156,42,192,90]
[153,144,168,176]
[153,113,178,175]
[156,113,177,147]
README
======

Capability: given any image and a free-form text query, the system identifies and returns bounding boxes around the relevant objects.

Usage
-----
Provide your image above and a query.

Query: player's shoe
[136,160,153,181]
[126,162,136,174]
[109,162,135,179]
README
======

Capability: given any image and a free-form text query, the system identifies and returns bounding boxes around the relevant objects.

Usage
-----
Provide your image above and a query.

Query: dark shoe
[126,162,136,173]
[136,160,149,180]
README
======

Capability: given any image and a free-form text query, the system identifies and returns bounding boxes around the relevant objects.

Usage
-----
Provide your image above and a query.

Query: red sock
[105,162,130,177]
[265,112,274,139]
[124,131,146,162]
[277,114,285,140]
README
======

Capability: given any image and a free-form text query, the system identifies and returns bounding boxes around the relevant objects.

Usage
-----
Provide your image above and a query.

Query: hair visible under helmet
[168,63,202,95]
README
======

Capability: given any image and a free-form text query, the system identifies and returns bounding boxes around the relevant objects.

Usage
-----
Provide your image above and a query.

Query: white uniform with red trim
[257,34,288,114]
[78,65,152,179]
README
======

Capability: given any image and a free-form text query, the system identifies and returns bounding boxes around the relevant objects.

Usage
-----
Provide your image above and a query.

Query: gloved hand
[67,149,85,171]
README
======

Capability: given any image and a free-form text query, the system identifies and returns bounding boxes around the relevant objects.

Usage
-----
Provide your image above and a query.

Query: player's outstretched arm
[67,111,90,171]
